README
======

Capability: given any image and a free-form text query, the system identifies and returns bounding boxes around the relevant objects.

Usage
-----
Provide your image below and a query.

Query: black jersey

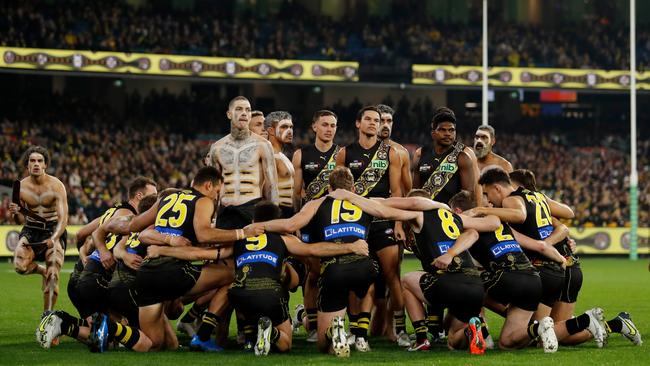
[233,232,288,290]
[416,143,462,204]
[302,196,373,260]
[470,223,533,271]
[301,144,339,201]
[508,187,559,262]
[116,232,146,275]
[88,202,137,264]
[154,188,202,245]
[413,208,475,274]
[345,140,391,198]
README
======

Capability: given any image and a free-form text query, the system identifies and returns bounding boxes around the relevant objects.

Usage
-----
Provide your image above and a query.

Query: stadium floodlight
[629,0,639,260]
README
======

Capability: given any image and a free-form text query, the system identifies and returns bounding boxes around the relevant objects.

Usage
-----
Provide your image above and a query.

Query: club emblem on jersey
[432,172,444,187]
[448,154,457,163]
[350,161,363,169]
[377,150,388,160]
[365,171,376,182]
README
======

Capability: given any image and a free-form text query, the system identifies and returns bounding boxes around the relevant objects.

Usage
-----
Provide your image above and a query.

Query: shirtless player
[10,146,68,312]
[472,125,513,173]
[207,96,279,229]
[265,111,295,218]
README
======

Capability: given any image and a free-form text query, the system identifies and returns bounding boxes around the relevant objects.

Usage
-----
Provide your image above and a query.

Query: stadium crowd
[1,91,648,228]
[2,0,650,70]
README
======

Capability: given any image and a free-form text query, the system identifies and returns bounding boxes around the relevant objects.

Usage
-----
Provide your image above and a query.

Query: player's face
[28,153,46,177]
[432,122,456,147]
[275,119,294,144]
[227,100,252,130]
[249,116,267,138]
[473,130,492,158]
[356,111,380,137]
[312,115,337,143]
[204,181,221,200]
[378,113,393,139]
[140,184,158,201]
[483,184,504,207]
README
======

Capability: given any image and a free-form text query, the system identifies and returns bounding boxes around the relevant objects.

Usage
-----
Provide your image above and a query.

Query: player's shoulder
[45,174,67,191]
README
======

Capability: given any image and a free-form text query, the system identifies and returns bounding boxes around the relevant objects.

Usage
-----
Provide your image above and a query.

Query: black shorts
[136,257,201,307]
[559,263,583,303]
[285,256,307,291]
[67,259,84,315]
[483,270,542,312]
[19,221,67,261]
[108,266,139,326]
[215,198,262,229]
[367,220,397,253]
[419,272,484,323]
[317,255,378,312]
[76,261,111,318]
[228,287,289,326]
[536,264,565,307]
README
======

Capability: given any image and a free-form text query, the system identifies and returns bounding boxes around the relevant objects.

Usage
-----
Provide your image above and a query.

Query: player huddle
[11,96,641,358]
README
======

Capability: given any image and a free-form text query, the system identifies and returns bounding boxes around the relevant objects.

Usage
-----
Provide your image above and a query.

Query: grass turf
[0,258,648,365]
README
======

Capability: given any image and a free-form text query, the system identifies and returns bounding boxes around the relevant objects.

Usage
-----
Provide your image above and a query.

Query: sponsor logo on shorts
[324,223,366,240]
[490,240,522,258]
[301,233,311,242]
[236,251,279,268]
[436,240,454,254]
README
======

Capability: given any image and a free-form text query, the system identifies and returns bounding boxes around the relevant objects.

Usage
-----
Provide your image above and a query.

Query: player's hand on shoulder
[328,189,350,201]
[351,239,369,256]
[243,223,265,237]
[465,207,485,217]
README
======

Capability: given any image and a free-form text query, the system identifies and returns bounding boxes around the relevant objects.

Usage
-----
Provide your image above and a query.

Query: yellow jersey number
[330,199,363,224]
[245,234,268,251]
[524,192,552,228]
[494,224,514,242]
[155,192,196,228]
[438,209,461,239]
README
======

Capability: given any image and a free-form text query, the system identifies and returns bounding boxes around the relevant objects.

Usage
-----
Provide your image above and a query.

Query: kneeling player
[329,188,498,354]
[148,200,368,355]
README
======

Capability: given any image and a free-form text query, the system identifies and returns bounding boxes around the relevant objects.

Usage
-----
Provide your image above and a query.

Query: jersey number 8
[438,209,460,239]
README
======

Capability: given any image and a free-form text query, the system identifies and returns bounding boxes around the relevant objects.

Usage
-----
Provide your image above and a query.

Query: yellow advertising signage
[413,64,650,90]
[0,225,647,257]
[0,47,359,82]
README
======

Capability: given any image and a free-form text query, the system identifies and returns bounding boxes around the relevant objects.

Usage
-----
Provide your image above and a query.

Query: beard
[473,143,490,158]
[378,127,391,139]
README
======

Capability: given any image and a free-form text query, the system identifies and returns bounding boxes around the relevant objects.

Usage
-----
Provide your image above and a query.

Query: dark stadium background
[0,0,648,255]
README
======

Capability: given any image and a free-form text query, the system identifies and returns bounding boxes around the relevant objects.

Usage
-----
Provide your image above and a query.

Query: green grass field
[0,258,648,365]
